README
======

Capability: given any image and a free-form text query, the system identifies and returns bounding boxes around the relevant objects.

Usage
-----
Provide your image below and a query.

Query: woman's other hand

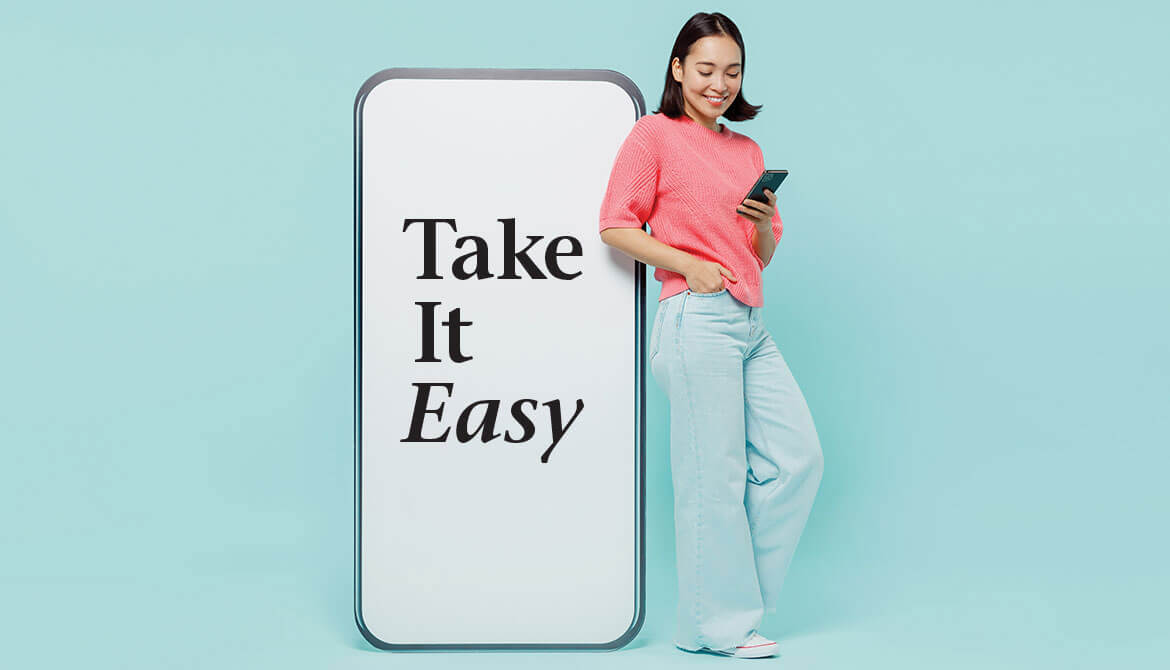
[736,188,777,228]
[684,258,737,293]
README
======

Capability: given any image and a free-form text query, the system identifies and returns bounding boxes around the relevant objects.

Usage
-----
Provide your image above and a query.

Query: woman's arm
[739,187,780,268]
[600,228,699,276]
[600,228,738,292]
[749,223,777,267]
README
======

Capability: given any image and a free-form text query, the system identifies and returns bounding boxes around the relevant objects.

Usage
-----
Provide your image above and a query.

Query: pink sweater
[598,112,782,307]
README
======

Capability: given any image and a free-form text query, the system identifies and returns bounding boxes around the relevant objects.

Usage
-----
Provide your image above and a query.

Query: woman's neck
[682,111,723,133]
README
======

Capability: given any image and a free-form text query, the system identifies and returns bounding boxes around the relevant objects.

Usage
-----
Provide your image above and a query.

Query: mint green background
[3,1,1167,667]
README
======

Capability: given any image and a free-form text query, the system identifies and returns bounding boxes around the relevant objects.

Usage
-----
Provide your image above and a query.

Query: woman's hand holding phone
[684,258,737,294]
[737,188,778,229]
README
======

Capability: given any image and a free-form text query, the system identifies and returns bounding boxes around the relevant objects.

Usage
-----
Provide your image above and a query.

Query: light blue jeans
[649,287,824,652]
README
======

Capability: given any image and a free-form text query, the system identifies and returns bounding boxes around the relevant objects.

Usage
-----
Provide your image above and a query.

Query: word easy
[402,383,585,463]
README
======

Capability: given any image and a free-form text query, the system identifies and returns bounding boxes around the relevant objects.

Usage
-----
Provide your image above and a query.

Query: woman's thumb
[721,265,738,282]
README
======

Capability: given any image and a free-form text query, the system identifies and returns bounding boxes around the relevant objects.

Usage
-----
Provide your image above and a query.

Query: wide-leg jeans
[649,287,824,653]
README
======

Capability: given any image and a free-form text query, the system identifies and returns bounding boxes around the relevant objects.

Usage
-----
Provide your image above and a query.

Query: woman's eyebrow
[695,61,742,67]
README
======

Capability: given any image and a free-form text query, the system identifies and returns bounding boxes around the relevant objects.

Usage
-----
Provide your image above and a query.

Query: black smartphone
[742,169,788,204]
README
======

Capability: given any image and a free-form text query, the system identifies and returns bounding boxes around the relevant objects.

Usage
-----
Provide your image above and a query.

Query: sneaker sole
[679,642,778,659]
[733,641,777,658]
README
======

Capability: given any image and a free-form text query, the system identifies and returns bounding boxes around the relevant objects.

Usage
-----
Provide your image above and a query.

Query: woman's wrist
[676,254,700,278]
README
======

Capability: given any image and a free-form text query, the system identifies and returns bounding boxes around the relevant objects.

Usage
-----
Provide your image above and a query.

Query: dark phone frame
[354,67,647,653]
[742,169,788,204]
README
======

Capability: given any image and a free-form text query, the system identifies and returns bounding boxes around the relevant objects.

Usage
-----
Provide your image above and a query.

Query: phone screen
[355,68,645,650]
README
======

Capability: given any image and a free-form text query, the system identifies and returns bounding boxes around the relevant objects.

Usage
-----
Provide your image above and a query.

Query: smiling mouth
[704,95,727,105]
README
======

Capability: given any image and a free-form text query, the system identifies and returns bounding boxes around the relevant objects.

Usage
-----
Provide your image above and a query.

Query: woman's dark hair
[654,12,761,122]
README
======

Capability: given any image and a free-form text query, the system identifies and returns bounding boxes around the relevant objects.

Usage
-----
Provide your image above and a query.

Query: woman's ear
[671,58,682,83]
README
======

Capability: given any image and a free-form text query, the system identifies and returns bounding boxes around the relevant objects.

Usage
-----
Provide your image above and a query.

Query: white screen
[357,69,645,648]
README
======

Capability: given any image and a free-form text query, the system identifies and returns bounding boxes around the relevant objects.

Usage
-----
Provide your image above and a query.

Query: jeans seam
[677,290,705,646]
[745,407,789,533]
[649,306,665,366]
[745,405,762,535]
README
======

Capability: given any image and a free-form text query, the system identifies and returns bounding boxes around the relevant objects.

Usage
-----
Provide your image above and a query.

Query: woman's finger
[746,197,775,219]
[736,205,763,224]
[741,200,775,222]
[739,202,767,222]
[740,199,767,214]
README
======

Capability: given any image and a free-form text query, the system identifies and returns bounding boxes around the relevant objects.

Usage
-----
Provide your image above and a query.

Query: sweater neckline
[675,113,729,137]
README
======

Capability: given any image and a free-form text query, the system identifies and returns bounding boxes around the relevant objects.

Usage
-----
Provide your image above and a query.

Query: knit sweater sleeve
[598,133,659,233]
[752,142,783,246]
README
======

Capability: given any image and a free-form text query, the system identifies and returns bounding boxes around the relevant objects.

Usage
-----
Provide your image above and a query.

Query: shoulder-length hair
[654,12,762,122]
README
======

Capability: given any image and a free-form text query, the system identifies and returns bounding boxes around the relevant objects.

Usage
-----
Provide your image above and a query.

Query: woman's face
[671,34,742,131]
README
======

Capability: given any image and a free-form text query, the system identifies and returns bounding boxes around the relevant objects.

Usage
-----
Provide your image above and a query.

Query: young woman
[598,12,825,659]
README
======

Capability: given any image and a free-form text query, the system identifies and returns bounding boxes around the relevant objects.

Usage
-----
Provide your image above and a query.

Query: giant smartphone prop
[355,68,647,650]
